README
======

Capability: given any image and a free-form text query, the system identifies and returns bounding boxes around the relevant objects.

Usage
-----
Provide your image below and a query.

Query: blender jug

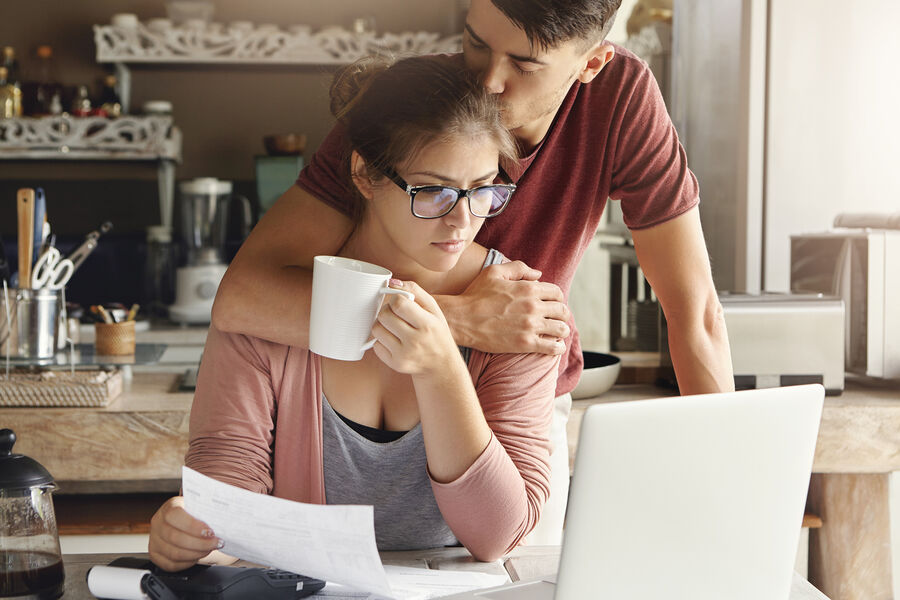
[169,178,252,324]
[0,429,65,600]
[178,177,251,266]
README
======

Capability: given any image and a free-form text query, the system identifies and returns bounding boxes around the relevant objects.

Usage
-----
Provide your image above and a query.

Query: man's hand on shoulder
[436,261,571,355]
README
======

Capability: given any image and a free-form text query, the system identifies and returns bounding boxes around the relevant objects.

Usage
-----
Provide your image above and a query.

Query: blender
[169,178,251,324]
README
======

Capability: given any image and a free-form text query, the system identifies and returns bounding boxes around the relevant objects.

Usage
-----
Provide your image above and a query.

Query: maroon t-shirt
[297,46,699,396]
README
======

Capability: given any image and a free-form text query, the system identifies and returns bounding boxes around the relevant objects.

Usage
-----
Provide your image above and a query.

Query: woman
[149,55,558,571]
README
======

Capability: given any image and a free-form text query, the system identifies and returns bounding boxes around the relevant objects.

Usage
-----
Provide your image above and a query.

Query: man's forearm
[212,265,312,347]
[667,299,734,395]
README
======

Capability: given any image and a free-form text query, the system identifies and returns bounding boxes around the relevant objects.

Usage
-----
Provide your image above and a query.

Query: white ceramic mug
[309,256,414,361]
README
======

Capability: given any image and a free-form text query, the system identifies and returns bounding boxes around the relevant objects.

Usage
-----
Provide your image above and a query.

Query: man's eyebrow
[464,23,548,66]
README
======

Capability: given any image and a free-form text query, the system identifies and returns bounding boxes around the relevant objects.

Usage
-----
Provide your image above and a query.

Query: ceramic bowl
[263,133,307,156]
[571,351,622,399]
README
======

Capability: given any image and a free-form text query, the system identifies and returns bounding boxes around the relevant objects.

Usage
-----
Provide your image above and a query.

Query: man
[212,0,734,544]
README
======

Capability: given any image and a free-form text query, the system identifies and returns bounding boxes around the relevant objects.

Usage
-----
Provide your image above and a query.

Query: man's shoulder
[558,43,659,128]
[590,43,654,94]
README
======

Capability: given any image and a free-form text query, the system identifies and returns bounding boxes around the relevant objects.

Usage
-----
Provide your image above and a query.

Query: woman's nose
[443,195,474,228]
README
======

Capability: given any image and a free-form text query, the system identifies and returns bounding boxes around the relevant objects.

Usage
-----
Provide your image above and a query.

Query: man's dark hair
[490,0,623,50]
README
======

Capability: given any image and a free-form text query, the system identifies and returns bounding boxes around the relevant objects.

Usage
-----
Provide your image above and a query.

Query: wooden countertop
[1,372,192,493]
[2,369,898,493]
[58,549,830,599]
[568,376,900,475]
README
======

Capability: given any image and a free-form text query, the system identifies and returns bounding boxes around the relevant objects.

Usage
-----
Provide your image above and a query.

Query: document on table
[317,566,509,600]
[181,466,392,598]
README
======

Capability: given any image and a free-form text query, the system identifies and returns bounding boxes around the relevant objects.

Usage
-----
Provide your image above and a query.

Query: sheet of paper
[181,466,392,598]
[314,567,510,600]
[384,565,510,599]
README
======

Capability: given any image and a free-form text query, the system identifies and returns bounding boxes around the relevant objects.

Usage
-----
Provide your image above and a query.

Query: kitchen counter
[78,322,208,373]
[1,372,191,493]
[2,367,896,597]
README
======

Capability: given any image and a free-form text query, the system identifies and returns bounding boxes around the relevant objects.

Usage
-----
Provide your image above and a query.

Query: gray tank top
[320,248,506,551]
[322,395,458,550]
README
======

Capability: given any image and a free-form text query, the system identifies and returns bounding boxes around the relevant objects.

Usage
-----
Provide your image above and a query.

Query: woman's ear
[350,151,375,200]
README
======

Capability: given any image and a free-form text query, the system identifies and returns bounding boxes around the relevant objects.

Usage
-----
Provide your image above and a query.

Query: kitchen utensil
[0,288,61,360]
[309,256,414,361]
[16,188,35,288]
[0,428,65,600]
[571,351,622,400]
[31,247,74,291]
[56,221,111,284]
[0,233,10,285]
[32,188,47,266]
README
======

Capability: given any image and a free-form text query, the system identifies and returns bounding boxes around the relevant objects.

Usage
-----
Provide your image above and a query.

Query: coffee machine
[169,178,251,324]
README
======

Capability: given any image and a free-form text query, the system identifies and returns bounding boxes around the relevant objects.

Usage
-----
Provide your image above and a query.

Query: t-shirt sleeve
[609,62,699,230]
[294,124,355,218]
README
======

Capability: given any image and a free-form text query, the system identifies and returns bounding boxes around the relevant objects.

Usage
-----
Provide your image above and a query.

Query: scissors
[31,247,75,290]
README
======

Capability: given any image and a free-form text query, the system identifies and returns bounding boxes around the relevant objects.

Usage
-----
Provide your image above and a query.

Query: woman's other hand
[148,496,223,572]
[371,279,461,375]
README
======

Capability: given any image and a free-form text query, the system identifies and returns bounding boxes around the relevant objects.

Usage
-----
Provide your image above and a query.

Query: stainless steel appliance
[660,293,845,394]
[791,230,900,379]
[168,178,251,324]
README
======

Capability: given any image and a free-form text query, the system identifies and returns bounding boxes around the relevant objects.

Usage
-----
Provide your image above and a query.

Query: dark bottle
[94,74,122,117]
[30,45,62,116]
[71,84,92,116]
[2,47,20,85]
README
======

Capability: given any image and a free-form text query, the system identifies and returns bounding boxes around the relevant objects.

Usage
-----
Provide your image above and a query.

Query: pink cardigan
[186,325,557,561]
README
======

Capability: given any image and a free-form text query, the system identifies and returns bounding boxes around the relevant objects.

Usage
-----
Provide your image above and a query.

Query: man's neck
[511,110,557,155]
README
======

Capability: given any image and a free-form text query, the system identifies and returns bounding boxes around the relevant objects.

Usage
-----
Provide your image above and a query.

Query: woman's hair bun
[329,56,393,122]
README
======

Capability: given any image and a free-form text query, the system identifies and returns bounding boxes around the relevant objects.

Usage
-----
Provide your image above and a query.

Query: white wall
[608,0,641,44]
[764,0,900,290]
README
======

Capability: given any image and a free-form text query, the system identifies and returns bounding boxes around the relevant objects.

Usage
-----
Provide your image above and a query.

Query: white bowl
[571,352,621,399]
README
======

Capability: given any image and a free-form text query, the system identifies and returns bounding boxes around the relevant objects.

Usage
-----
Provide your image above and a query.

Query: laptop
[444,384,824,600]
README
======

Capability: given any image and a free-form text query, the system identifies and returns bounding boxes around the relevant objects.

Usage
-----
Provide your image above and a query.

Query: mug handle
[361,287,415,351]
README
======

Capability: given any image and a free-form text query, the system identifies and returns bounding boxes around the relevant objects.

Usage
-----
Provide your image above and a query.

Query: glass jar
[0,429,65,600]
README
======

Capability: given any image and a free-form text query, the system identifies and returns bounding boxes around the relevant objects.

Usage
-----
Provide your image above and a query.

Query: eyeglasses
[383,167,516,219]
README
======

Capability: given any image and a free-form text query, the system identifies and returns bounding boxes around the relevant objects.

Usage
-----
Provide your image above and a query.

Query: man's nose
[480,57,506,94]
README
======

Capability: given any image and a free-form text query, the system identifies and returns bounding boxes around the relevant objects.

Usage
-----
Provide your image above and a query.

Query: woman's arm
[150,326,287,570]
[429,349,557,561]
[370,281,557,561]
[185,326,287,491]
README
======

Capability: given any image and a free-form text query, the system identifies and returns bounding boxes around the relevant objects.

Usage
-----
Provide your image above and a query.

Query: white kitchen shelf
[0,115,181,230]
[93,21,462,65]
[0,115,181,161]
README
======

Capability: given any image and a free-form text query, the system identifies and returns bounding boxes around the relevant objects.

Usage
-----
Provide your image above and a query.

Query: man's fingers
[528,281,566,303]
[537,314,571,341]
[532,336,567,356]
[484,260,542,282]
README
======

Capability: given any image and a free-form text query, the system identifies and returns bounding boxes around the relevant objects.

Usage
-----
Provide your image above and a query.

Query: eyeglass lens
[413,186,512,218]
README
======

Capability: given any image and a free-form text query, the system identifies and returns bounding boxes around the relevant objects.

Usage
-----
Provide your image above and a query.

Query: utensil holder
[94,321,136,356]
[0,288,62,360]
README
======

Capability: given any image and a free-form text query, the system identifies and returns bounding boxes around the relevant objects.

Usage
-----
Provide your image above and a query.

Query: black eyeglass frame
[382,167,517,219]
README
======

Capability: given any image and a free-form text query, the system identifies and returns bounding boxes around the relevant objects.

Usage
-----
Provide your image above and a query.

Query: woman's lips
[432,240,466,253]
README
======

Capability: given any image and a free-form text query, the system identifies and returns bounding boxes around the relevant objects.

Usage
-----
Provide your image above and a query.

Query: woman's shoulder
[207,324,312,367]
